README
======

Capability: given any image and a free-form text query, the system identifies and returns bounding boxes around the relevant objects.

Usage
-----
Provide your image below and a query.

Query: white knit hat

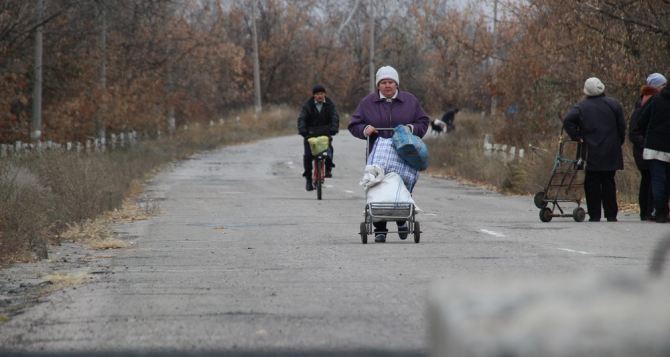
[646,73,667,89]
[375,66,399,87]
[583,77,605,96]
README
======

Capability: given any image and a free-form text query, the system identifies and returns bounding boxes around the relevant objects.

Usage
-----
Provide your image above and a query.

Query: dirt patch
[0,240,116,324]
[0,195,154,324]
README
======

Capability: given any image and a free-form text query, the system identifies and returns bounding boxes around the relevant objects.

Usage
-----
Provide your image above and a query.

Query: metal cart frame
[533,136,587,222]
[359,128,421,243]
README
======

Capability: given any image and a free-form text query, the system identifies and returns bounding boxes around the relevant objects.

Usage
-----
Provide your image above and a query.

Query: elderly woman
[348,65,429,242]
[638,73,670,223]
[563,77,626,222]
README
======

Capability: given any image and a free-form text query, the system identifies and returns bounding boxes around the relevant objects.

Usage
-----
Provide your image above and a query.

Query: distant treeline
[1,1,668,145]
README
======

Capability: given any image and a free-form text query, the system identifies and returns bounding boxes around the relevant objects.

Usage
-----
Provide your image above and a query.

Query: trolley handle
[365,127,396,158]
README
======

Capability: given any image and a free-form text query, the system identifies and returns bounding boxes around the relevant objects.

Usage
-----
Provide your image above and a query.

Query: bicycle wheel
[314,157,325,200]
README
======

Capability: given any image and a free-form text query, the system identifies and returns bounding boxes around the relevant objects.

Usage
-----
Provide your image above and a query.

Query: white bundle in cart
[360,165,420,212]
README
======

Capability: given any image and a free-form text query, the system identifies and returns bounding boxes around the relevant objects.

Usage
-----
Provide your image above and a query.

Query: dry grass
[42,272,92,290]
[0,106,295,265]
[60,219,130,250]
[426,111,642,214]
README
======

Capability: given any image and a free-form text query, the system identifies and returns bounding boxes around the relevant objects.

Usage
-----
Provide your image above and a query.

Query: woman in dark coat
[638,77,670,223]
[563,77,626,222]
[628,73,666,220]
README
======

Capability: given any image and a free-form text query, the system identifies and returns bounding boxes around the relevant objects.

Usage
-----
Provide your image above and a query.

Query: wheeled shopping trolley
[360,202,420,244]
[359,128,421,243]
[533,137,587,222]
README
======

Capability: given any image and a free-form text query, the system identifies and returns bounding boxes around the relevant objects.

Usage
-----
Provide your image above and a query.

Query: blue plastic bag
[392,125,429,171]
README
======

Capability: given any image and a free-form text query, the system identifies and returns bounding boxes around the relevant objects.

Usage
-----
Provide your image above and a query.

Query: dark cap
[312,84,326,94]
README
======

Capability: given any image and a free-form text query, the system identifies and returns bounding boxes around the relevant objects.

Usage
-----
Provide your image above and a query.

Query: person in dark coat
[349,65,429,242]
[297,84,339,191]
[441,107,459,132]
[563,77,626,222]
[638,76,670,223]
[628,73,666,220]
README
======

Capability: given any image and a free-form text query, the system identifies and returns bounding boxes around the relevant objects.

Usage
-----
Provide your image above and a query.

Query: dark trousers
[648,159,670,218]
[638,169,653,219]
[584,170,618,220]
[302,138,333,178]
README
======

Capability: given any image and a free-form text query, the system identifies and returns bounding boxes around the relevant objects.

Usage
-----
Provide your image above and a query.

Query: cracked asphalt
[1,134,668,355]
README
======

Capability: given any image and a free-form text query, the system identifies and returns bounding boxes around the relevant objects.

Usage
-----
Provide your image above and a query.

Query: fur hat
[375,66,399,87]
[646,73,667,89]
[583,77,605,97]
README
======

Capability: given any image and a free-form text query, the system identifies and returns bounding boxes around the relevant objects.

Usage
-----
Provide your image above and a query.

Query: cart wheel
[573,207,586,222]
[316,180,322,200]
[360,222,367,244]
[539,207,553,222]
[534,191,547,209]
[413,221,420,243]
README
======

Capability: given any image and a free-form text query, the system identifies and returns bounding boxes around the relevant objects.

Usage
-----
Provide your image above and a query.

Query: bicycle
[312,151,327,200]
[307,134,331,200]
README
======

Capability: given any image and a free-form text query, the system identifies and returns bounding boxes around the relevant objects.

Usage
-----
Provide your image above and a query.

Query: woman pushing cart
[348,66,430,243]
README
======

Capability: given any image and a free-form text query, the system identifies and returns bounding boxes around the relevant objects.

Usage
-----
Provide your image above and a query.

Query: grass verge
[426,112,641,212]
[0,106,295,265]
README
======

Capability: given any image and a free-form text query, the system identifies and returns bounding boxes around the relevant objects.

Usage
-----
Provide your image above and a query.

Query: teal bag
[392,125,429,171]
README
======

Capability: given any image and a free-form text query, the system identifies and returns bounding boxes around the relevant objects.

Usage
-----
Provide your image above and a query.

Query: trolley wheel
[413,221,420,243]
[573,207,586,222]
[360,222,367,244]
[539,207,553,222]
[534,191,547,209]
[316,180,322,200]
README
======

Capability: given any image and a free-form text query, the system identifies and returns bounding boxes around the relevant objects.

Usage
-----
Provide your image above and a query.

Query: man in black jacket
[638,78,670,223]
[563,77,626,222]
[297,84,339,191]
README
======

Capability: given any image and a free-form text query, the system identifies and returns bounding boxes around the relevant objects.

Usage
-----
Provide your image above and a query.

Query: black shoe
[606,217,617,222]
[397,222,409,240]
[305,179,314,191]
[657,215,668,223]
[325,170,332,178]
[374,233,386,243]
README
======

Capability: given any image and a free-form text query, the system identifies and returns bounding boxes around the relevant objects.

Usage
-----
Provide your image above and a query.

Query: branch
[337,0,360,36]
[579,2,669,36]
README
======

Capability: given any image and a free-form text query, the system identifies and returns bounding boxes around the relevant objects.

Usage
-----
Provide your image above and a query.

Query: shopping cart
[533,135,587,222]
[359,128,421,243]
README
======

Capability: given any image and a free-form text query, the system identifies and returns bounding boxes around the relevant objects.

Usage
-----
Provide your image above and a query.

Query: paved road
[1,134,668,354]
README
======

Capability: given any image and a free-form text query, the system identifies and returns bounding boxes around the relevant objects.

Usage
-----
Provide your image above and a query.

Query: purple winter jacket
[348,90,430,142]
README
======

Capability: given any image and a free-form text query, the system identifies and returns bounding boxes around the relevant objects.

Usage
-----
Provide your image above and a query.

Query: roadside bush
[0,165,52,260]
[0,106,295,264]
[426,112,640,206]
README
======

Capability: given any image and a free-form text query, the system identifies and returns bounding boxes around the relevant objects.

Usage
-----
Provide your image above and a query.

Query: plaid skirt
[367,137,418,191]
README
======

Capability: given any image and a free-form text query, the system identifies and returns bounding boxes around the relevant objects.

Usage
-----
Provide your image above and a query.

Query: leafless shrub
[0,107,294,264]
[0,165,52,260]
[427,111,639,207]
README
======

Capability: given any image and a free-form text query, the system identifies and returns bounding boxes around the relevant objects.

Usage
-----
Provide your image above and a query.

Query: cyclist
[348,66,429,242]
[297,84,340,191]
